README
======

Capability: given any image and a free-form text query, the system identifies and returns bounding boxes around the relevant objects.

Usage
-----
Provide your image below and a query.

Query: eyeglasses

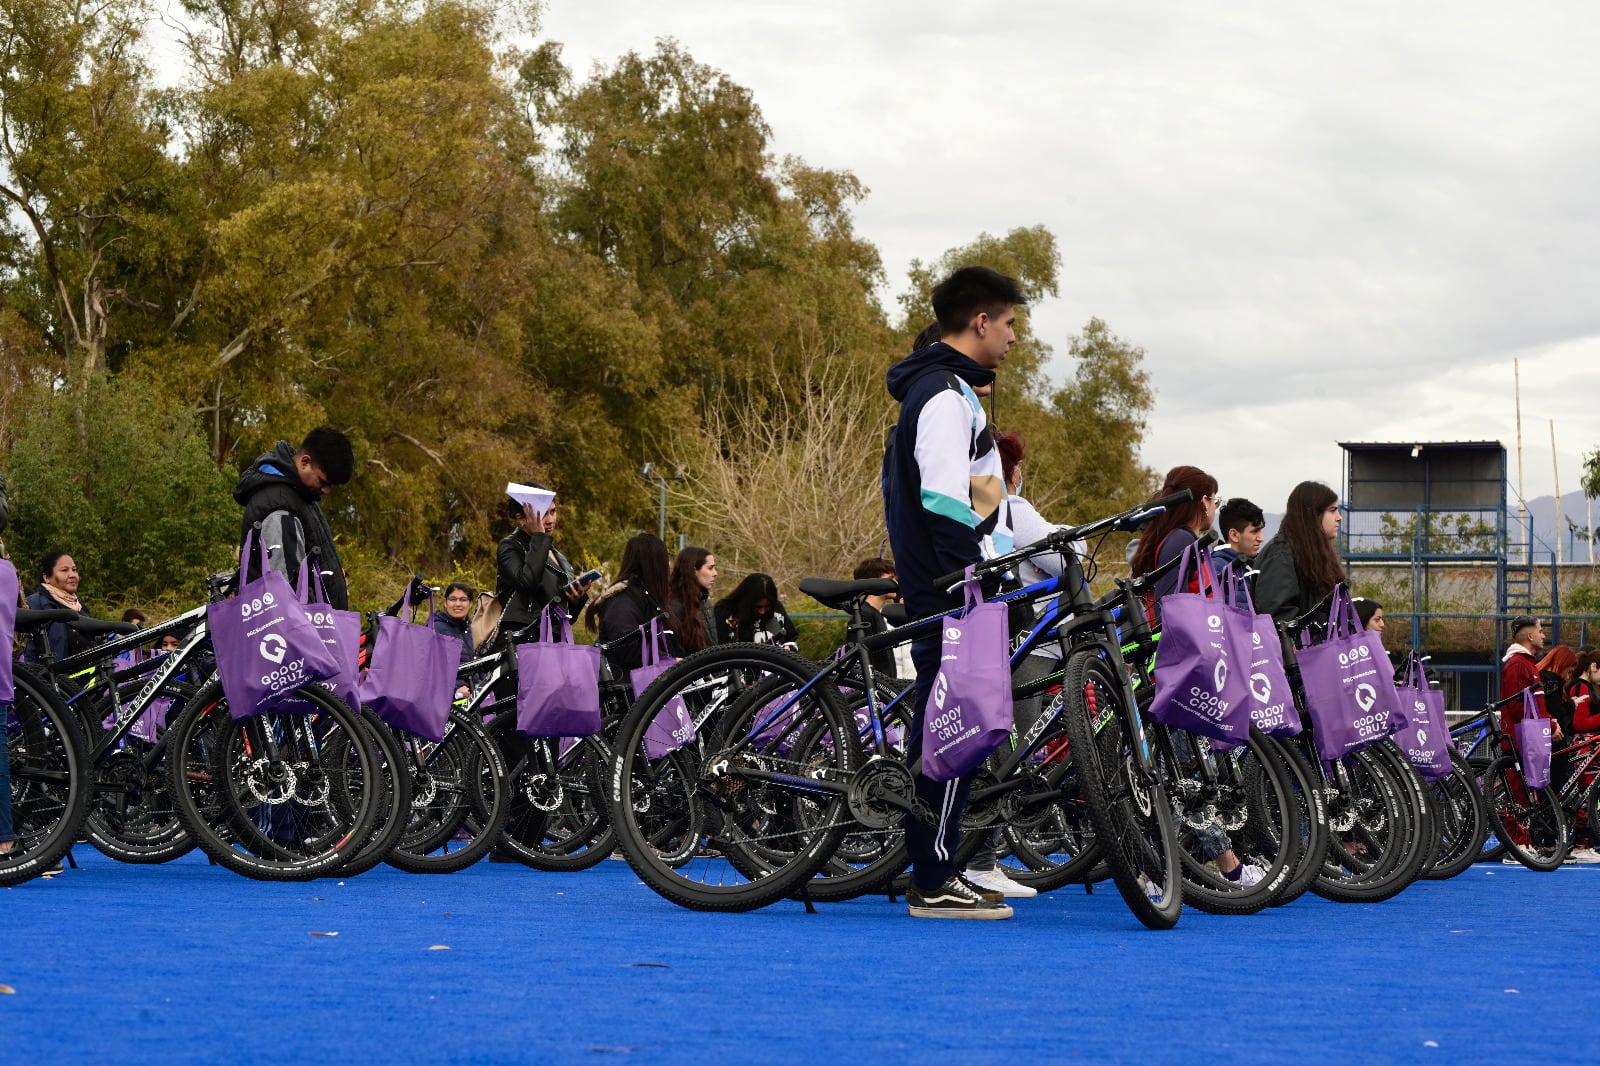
[445,596,471,604]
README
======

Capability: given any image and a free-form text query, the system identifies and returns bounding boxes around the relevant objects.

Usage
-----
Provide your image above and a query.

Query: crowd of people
[1,263,1585,920]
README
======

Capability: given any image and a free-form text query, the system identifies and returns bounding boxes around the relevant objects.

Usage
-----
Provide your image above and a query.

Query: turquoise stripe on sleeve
[921,488,977,528]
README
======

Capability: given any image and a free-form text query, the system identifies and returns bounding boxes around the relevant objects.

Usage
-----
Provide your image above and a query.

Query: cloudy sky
[539,1,1600,515]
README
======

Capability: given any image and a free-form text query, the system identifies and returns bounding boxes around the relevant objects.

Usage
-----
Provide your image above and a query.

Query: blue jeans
[0,701,14,844]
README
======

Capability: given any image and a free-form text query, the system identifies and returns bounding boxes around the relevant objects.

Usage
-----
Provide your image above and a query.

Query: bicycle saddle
[797,577,898,611]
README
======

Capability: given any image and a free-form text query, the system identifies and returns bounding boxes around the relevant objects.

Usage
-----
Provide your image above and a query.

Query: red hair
[1130,466,1218,578]
[992,429,1025,486]
[1539,644,1578,682]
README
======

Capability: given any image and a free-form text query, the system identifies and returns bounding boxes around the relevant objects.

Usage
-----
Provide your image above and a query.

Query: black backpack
[1542,669,1576,737]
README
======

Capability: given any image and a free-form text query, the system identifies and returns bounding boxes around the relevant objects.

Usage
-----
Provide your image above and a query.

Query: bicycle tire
[386,709,510,874]
[0,665,91,886]
[1310,744,1416,903]
[799,679,913,903]
[320,711,413,877]
[1484,755,1567,871]
[1420,750,1490,880]
[611,642,858,912]
[1059,647,1182,929]
[84,680,199,865]
[168,680,383,881]
[1257,733,1329,908]
[1364,739,1431,894]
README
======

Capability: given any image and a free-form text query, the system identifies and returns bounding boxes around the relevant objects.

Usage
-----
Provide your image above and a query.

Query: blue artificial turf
[3,848,1596,1065]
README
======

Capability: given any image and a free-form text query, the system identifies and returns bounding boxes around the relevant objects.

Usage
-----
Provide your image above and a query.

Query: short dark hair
[853,558,895,581]
[1577,646,1600,676]
[444,581,474,600]
[1218,497,1265,535]
[122,608,147,624]
[37,550,70,583]
[301,427,355,485]
[931,266,1026,335]
[1511,616,1541,640]
[911,321,942,351]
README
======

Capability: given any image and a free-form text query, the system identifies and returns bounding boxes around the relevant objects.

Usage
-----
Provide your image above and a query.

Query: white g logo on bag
[259,633,288,664]
[931,671,950,710]
[1416,728,1428,746]
[1213,658,1228,693]
[1250,672,1272,703]
[1252,631,1262,647]
[1354,683,1377,712]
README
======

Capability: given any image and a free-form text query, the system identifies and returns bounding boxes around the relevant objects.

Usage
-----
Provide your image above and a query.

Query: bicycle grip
[1148,488,1194,510]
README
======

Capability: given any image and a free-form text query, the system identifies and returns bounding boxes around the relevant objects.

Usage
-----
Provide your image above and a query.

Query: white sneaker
[962,866,1039,899]
[1565,847,1600,864]
[1502,855,1524,865]
[1235,863,1267,888]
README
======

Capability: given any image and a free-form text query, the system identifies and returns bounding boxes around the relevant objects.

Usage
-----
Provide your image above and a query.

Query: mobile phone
[575,569,603,588]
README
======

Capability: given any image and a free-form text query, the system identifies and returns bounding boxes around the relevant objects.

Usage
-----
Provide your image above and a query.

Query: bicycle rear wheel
[1,665,90,886]
[1060,647,1182,929]
[611,643,858,911]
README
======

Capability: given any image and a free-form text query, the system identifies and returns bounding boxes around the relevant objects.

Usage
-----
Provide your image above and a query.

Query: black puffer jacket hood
[233,441,318,506]
[885,341,995,402]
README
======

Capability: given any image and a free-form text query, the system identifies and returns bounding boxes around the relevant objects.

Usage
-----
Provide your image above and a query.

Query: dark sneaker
[908,877,1014,920]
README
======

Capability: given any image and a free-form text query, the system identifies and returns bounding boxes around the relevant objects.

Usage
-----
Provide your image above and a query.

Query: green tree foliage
[7,375,237,606]
[0,4,1160,609]
[1583,447,1600,500]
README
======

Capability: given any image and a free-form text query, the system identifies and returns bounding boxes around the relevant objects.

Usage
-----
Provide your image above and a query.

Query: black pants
[902,634,971,889]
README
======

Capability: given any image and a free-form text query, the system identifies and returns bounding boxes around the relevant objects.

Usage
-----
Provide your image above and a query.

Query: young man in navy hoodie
[884,265,1024,919]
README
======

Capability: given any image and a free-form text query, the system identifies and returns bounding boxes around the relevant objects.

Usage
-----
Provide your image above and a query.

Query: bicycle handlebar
[933,490,1196,592]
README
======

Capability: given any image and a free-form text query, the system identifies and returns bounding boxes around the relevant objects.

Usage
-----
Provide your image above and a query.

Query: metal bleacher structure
[1338,441,1569,712]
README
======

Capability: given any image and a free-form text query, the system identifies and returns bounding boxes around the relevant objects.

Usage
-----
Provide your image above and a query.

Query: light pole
[639,463,686,541]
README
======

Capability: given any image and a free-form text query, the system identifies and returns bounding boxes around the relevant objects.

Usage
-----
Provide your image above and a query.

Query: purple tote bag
[634,617,696,761]
[0,559,17,702]
[1226,568,1300,738]
[1149,542,1252,744]
[515,605,602,739]
[276,564,363,715]
[1296,586,1403,763]
[1393,653,1450,781]
[1516,688,1553,790]
[922,569,1013,783]
[206,532,346,719]
[359,591,463,743]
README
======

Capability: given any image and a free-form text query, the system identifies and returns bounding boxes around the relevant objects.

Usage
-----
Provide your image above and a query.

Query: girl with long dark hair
[713,573,798,650]
[1255,481,1347,626]
[667,547,719,655]
[587,534,671,674]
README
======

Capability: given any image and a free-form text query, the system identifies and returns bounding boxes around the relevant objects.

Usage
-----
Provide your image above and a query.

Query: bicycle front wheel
[1484,756,1566,871]
[1060,647,1182,929]
[169,681,383,881]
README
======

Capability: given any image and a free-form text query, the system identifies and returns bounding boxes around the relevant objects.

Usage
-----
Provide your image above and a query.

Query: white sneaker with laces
[962,866,1039,899]
[1235,863,1267,888]
[1502,855,1524,865]
[1565,847,1600,864]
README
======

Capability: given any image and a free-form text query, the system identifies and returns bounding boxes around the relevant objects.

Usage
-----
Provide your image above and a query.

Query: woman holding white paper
[496,483,583,638]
